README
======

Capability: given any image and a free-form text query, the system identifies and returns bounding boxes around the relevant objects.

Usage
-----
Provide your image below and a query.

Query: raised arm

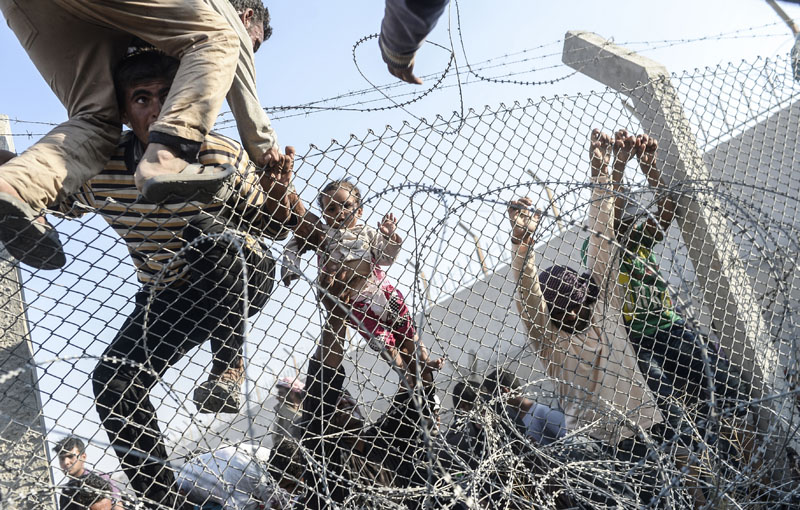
[379,0,450,84]
[508,197,550,345]
[611,129,636,236]
[635,134,675,244]
[372,213,403,265]
[585,129,616,288]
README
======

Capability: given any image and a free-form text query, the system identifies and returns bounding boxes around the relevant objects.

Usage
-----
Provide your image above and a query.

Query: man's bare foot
[134,142,189,191]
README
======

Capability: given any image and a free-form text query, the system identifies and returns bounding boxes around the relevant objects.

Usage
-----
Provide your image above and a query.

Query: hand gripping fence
[3,43,800,510]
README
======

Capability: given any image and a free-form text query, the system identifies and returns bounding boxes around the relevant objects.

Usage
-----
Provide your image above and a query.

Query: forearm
[611,160,627,235]
[318,306,347,368]
[586,174,616,283]
[227,64,279,160]
[209,0,278,158]
[511,242,549,341]
[379,0,450,68]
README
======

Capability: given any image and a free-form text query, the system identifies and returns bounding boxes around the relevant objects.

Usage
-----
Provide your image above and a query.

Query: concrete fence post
[0,114,55,509]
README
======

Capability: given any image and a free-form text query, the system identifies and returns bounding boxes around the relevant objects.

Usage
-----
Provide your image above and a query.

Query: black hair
[268,438,305,486]
[228,0,273,41]
[481,369,520,399]
[318,179,362,209]
[61,473,111,509]
[53,436,86,456]
[452,380,479,411]
[113,48,179,110]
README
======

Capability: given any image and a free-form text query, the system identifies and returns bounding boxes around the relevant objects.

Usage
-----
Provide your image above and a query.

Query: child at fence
[281,179,443,382]
[581,130,752,418]
[59,48,302,508]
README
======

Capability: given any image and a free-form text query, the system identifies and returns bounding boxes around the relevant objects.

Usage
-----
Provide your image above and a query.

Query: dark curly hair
[229,0,273,41]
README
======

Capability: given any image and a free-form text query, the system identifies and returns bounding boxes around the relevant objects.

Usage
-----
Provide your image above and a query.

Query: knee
[93,360,131,405]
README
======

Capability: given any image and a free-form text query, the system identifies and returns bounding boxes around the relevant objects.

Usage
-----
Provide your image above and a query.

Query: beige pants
[0,0,239,209]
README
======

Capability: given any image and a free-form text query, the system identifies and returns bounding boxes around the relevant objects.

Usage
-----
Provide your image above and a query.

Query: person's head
[318,179,363,229]
[229,0,272,53]
[537,265,599,334]
[268,438,306,494]
[452,380,479,413]
[113,49,179,145]
[481,369,521,401]
[54,436,87,478]
[61,473,113,510]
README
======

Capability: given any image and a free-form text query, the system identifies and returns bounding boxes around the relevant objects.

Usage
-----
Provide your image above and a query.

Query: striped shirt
[63,131,289,288]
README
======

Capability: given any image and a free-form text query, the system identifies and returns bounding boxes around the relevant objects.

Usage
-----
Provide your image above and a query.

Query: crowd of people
[1,0,797,509]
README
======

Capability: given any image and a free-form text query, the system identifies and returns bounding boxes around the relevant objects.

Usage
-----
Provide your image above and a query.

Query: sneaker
[0,192,66,269]
[192,365,244,414]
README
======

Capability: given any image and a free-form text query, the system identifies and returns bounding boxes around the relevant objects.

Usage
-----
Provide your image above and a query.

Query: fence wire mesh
[1,50,800,510]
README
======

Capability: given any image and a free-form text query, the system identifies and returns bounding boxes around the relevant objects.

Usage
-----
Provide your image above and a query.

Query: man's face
[121,79,171,145]
[58,447,86,477]
[239,9,264,53]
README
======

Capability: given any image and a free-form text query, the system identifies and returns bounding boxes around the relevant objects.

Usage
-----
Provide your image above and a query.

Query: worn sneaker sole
[142,163,235,204]
[0,192,66,270]
[192,378,242,414]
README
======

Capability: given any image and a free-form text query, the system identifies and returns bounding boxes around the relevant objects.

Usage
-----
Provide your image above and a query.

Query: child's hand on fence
[379,213,402,243]
[635,134,660,186]
[589,129,612,179]
[508,197,541,245]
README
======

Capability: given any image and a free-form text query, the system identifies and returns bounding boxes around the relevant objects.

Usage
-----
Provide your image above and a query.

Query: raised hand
[613,129,637,167]
[589,129,612,179]
[379,213,402,243]
[635,134,660,186]
[508,197,542,245]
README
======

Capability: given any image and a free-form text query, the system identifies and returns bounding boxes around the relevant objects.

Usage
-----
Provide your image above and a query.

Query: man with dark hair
[0,0,287,270]
[57,48,303,509]
[451,380,478,413]
[53,437,120,510]
[61,473,124,510]
[228,0,273,50]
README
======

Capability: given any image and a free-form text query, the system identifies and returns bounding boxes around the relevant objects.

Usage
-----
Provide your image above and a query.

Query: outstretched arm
[585,129,616,288]
[635,134,675,244]
[373,213,403,265]
[611,129,636,236]
[508,197,550,346]
[379,0,450,84]
[316,294,349,369]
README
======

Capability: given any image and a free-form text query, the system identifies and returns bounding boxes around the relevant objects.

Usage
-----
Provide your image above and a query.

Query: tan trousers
[0,0,239,210]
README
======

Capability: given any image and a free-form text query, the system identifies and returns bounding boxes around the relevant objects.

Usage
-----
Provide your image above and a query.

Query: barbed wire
[3,35,800,510]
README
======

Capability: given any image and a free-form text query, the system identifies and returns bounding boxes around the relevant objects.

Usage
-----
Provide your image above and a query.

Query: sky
[3,0,800,484]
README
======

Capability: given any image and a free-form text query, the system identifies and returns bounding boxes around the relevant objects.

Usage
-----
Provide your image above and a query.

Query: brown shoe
[192,365,244,414]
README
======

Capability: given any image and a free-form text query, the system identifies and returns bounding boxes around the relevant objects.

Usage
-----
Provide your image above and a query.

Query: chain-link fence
[2,43,800,510]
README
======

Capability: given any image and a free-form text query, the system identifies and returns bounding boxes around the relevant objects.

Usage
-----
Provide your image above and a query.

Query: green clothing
[581,224,681,338]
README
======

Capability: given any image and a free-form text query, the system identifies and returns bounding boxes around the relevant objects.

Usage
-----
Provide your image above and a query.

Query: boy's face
[58,447,87,477]
[121,79,171,146]
[320,187,362,229]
